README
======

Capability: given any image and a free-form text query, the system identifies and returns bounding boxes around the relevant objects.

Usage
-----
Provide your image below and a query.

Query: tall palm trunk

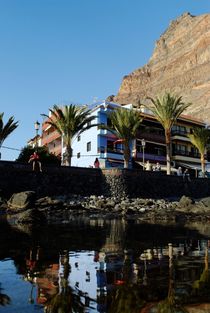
[124,141,130,168]
[201,153,206,177]
[165,129,171,175]
[66,145,72,167]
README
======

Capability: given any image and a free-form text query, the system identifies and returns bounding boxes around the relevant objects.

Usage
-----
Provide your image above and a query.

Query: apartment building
[40,101,206,171]
[134,107,206,171]
[41,115,62,159]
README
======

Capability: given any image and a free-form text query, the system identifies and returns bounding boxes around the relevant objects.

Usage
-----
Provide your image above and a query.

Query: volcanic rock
[114,12,210,122]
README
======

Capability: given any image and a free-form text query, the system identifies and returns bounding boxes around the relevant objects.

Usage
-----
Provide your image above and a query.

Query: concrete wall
[0,161,210,199]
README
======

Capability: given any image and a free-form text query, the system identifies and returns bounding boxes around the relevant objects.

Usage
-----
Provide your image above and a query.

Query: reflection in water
[156,244,187,313]
[44,251,85,313]
[0,285,10,306]
[1,218,210,312]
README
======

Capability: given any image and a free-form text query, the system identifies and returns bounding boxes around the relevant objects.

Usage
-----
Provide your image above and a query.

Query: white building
[70,101,128,168]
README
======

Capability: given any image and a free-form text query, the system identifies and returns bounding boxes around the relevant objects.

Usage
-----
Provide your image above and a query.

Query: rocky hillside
[114,12,210,122]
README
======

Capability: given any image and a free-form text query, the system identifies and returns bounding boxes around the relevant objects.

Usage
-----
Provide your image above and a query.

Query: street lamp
[34,121,40,149]
[141,139,146,170]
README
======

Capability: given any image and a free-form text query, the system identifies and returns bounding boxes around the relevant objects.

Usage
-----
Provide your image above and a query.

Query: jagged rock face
[114,12,210,122]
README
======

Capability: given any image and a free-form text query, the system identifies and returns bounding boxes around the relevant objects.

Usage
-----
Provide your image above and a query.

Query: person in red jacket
[94,158,100,168]
[28,151,42,172]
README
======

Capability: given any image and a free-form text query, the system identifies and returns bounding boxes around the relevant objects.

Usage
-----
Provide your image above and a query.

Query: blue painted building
[71,101,128,168]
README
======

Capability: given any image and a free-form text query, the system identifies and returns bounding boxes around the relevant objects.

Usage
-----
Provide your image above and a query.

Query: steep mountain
[114,12,210,122]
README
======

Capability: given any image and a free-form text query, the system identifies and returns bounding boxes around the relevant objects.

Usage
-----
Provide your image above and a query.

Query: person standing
[155,162,161,171]
[145,160,152,171]
[94,158,100,168]
[183,169,191,182]
[177,167,182,176]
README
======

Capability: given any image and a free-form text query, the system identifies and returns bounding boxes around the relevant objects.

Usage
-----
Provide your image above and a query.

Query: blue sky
[1,0,210,160]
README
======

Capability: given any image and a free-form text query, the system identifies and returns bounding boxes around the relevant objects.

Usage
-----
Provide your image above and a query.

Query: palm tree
[188,127,210,177]
[42,104,97,166]
[147,93,191,175]
[0,113,18,159]
[102,108,142,168]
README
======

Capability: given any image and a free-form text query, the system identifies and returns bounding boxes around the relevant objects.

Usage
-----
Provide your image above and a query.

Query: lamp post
[34,121,40,150]
[141,139,146,170]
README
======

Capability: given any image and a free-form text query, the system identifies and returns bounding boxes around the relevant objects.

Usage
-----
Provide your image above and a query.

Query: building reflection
[15,223,210,313]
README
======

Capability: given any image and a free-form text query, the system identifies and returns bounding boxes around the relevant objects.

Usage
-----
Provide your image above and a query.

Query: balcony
[172,130,188,136]
[136,152,166,163]
[172,149,200,158]
[138,132,165,144]
[107,147,123,155]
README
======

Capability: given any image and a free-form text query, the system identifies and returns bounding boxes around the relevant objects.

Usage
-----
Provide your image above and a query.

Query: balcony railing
[107,148,123,154]
[171,130,189,137]
[138,132,165,144]
[136,152,166,162]
[172,149,200,158]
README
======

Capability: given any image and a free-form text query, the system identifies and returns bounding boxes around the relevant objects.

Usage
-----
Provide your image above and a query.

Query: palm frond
[147,93,191,130]
[0,113,18,147]
[188,128,210,155]
[41,104,97,166]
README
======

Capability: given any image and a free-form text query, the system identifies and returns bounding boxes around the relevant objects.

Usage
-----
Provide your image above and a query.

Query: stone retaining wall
[0,161,210,199]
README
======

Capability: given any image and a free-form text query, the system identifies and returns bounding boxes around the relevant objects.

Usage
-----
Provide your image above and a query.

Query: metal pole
[36,129,38,150]
[141,139,146,171]
[34,121,40,151]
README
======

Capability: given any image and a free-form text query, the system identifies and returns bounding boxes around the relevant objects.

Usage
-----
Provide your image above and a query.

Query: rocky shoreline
[1,191,210,226]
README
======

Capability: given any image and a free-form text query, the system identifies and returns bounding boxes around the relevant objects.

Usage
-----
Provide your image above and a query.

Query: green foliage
[101,108,142,168]
[147,92,191,174]
[188,127,210,156]
[0,112,18,148]
[42,104,97,166]
[107,108,142,141]
[192,267,210,294]
[188,127,210,175]
[16,146,60,165]
[147,93,191,132]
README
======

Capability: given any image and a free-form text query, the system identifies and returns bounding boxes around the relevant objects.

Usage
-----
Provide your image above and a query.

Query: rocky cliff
[114,12,210,122]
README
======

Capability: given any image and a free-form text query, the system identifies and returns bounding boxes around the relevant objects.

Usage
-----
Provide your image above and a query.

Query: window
[172,125,187,135]
[87,142,91,152]
[77,135,81,142]
[77,152,80,159]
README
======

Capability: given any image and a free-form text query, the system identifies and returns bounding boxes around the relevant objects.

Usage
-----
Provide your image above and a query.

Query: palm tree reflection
[0,285,10,306]
[192,247,210,296]
[108,284,145,313]
[156,244,188,313]
[44,250,85,313]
